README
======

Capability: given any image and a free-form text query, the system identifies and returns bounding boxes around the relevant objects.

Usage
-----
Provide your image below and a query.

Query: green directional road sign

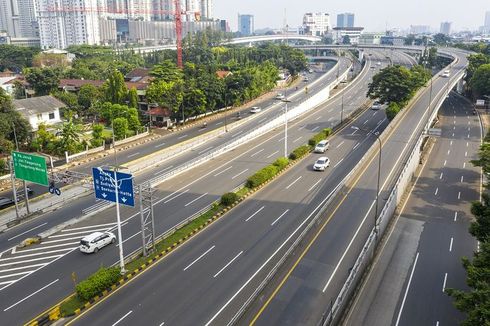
[12,151,49,186]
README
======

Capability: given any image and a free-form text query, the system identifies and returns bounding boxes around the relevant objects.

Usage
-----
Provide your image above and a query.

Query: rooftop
[13,95,66,116]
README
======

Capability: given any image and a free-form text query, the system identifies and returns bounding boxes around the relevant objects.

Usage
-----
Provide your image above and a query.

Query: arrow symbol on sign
[102,193,107,198]
[121,197,127,203]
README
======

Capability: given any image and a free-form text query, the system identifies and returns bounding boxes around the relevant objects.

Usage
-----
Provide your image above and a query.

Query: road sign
[12,151,49,186]
[92,168,135,207]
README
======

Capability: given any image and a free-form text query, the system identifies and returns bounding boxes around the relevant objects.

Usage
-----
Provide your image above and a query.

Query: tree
[58,116,83,155]
[52,91,80,115]
[385,102,401,121]
[433,33,451,46]
[469,194,490,242]
[0,45,40,72]
[471,142,490,182]
[90,124,104,147]
[404,35,416,46]
[12,80,26,99]
[126,107,141,132]
[150,60,183,83]
[102,70,128,104]
[0,88,31,147]
[367,65,414,104]
[78,84,100,110]
[470,64,490,98]
[128,87,138,109]
[24,67,61,95]
[409,65,431,88]
[113,117,128,140]
[183,88,207,116]
[146,80,184,114]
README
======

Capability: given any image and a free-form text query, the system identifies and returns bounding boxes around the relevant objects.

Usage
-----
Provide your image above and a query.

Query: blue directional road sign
[92,168,135,207]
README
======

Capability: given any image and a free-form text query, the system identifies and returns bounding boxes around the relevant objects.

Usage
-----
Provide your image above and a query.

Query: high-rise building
[440,21,451,35]
[410,25,431,34]
[336,13,354,28]
[485,11,490,28]
[238,14,254,36]
[36,0,104,49]
[302,12,330,36]
[200,0,213,20]
[0,0,37,37]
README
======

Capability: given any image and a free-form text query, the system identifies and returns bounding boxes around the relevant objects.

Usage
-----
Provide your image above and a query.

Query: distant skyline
[214,0,489,32]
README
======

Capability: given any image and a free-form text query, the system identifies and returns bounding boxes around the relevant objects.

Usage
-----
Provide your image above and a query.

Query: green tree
[24,67,61,96]
[469,194,490,242]
[367,65,414,104]
[113,117,128,140]
[52,91,80,115]
[102,70,128,104]
[78,84,100,110]
[90,124,104,147]
[183,88,207,116]
[433,33,451,45]
[128,87,138,109]
[58,117,83,154]
[470,64,490,98]
[0,45,40,72]
[146,80,184,114]
[150,60,183,83]
[12,80,26,99]
[126,107,140,132]
[0,88,31,147]
[385,102,401,121]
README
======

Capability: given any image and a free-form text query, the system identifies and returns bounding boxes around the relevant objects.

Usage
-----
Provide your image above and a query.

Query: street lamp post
[282,93,292,157]
[351,126,382,238]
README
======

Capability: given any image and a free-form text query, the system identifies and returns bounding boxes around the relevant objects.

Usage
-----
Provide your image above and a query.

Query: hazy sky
[214,0,489,32]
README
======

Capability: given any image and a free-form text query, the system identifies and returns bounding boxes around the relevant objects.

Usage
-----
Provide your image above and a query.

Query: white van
[80,231,116,253]
[314,140,330,153]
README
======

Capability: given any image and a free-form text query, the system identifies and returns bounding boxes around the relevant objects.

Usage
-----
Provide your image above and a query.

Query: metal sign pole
[139,184,148,257]
[9,160,19,219]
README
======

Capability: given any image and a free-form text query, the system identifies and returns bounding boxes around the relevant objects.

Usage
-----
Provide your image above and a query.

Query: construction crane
[38,0,201,68]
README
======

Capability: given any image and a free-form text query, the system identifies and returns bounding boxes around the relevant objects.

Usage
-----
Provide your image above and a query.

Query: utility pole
[12,122,29,214]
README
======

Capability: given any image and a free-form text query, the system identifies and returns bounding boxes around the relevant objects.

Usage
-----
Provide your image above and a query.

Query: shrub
[289,145,311,160]
[273,157,289,170]
[221,192,238,206]
[386,102,401,121]
[308,128,333,147]
[75,267,120,301]
[246,165,279,188]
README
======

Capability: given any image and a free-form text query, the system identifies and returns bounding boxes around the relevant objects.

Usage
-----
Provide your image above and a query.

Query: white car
[313,157,331,171]
[80,231,116,253]
[314,140,330,153]
[275,93,285,100]
[250,106,262,113]
[371,101,382,110]
[376,61,381,66]
[441,70,450,78]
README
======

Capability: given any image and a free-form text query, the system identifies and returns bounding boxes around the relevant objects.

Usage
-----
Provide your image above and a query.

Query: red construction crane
[38,0,201,68]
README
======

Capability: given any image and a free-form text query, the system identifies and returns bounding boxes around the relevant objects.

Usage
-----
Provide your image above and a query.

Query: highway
[56,52,416,326]
[0,58,345,247]
[343,93,480,326]
[0,51,393,325]
[242,50,469,325]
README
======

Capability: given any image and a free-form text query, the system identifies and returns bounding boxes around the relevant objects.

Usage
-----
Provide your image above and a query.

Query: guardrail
[318,53,464,326]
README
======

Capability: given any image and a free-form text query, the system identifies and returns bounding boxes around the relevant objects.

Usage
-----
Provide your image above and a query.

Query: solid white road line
[8,223,48,241]
[164,189,190,204]
[250,149,265,157]
[439,172,443,180]
[154,142,166,148]
[336,141,345,149]
[315,116,322,121]
[127,152,140,158]
[0,249,72,261]
[286,176,302,190]
[454,212,458,222]
[311,126,319,132]
[213,251,243,278]
[271,209,290,226]
[461,176,464,183]
[308,179,323,192]
[183,245,215,271]
[215,121,223,125]
[353,142,360,150]
[350,129,357,136]
[232,169,249,180]
[293,136,303,143]
[63,222,117,232]
[0,271,31,279]
[258,118,267,124]
[112,311,133,326]
[214,166,233,177]
[266,151,279,159]
[177,134,188,139]
[198,146,214,155]
[395,252,420,326]
[363,119,369,125]
[449,237,454,252]
[184,193,208,207]
[327,117,334,122]
[323,200,376,293]
[245,206,265,222]
[120,231,141,245]
[434,188,438,195]
[233,130,244,137]
[49,228,111,239]
[42,236,86,244]
[3,279,59,311]
[334,158,344,168]
[444,160,447,166]
[458,192,461,200]
[0,263,47,274]
[15,242,78,253]
[442,273,448,292]
[154,165,174,176]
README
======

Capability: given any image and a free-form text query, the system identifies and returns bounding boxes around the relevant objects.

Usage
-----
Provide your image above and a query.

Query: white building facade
[302,12,330,36]
[36,0,104,48]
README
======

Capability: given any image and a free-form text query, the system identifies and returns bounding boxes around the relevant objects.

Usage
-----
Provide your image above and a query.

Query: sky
[213,0,489,32]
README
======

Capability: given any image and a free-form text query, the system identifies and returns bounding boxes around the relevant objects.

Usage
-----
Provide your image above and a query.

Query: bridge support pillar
[358,50,364,61]
[456,79,464,94]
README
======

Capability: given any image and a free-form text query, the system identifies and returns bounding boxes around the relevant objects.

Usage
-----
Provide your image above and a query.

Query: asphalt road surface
[0,51,394,325]
[343,92,480,326]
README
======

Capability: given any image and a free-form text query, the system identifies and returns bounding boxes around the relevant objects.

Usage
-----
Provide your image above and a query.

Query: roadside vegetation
[58,127,333,317]
[367,64,431,120]
[446,129,490,325]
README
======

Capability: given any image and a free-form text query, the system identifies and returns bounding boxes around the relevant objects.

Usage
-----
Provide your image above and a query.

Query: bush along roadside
[49,129,334,321]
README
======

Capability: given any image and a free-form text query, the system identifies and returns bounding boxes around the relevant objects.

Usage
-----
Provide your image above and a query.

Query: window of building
[37,113,42,120]
[49,112,55,120]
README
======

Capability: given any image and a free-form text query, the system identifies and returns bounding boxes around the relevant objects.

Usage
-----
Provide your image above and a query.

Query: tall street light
[282,94,292,157]
[351,126,382,238]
